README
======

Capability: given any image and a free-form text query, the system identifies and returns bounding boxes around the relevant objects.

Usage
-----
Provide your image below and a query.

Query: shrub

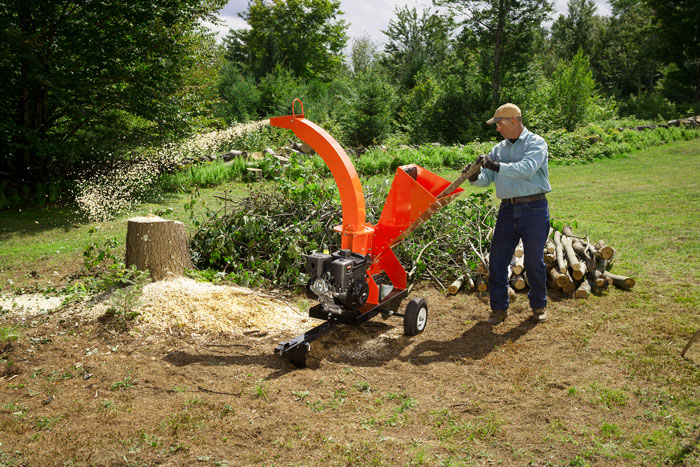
[549,50,598,131]
[257,66,303,117]
[342,69,397,146]
[400,63,488,144]
[217,62,261,123]
[619,91,677,120]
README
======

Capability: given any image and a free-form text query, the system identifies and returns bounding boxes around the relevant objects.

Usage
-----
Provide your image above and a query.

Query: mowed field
[0,140,698,465]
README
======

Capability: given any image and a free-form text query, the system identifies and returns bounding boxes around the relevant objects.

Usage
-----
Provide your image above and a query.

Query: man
[468,103,551,324]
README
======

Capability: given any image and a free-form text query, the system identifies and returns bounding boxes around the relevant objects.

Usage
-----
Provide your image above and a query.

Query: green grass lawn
[0,184,249,291]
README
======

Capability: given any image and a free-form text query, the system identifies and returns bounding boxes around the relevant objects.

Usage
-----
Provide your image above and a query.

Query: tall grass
[157,158,247,192]
[354,144,494,176]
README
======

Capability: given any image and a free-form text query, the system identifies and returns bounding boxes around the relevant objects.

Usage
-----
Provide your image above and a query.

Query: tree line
[1,0,698,194]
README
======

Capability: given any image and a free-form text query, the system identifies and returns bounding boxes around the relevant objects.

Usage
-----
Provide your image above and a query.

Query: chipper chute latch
[269,99,473,367]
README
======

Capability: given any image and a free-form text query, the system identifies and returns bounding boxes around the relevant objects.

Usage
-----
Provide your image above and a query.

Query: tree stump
[125,216,193,281]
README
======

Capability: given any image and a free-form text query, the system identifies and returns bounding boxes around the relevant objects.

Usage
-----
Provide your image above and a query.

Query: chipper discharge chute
[270,100,478,367]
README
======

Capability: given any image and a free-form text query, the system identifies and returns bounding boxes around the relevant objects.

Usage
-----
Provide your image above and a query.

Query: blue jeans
[489,198,550,311]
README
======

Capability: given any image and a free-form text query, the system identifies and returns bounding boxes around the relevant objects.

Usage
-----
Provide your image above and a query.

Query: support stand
[275,289,407,367]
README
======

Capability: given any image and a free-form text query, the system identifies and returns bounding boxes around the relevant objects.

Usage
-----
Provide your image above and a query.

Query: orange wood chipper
[271,100,478,367]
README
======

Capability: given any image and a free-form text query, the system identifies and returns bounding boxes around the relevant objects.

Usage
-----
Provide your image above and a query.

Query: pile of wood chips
[448,226,635,299]
[136,277,310,336]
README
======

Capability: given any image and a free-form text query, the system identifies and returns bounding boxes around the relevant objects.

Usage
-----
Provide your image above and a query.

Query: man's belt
[502,193,546,204]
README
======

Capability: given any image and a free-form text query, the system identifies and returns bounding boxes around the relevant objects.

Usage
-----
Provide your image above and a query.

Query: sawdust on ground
[0,293,63,316]
[135,277,312,337]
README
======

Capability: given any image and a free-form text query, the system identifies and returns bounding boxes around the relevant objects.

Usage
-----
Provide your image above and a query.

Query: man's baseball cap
[486,103,521,124]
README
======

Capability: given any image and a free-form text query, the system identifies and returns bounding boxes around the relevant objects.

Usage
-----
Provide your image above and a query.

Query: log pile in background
[447,225,635,299]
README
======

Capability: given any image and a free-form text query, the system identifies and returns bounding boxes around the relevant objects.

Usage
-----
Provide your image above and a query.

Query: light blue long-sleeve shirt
[470,127,551,199]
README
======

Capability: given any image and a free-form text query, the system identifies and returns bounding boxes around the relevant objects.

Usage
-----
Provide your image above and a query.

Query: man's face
[495,117,520,139]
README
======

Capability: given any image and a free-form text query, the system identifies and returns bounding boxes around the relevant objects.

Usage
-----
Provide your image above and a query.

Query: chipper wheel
[404,297,428,336]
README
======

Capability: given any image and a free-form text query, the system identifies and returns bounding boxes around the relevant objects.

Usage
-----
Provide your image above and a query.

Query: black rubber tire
[404,297,428,336]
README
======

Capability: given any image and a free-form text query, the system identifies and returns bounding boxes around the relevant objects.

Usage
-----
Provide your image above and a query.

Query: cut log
[571,239,588,258]
[545,239,556,254]
[593,269,607,288]
[474,274,488,292]
[512,255,525,275]
[544,252,556,265]
[246,167,263,180]
[562,225,575,237]
[523,271,529,287]
[475,254,489,274]
[602,271,635,289]
[572,262,587,281]
[546,275,557,289]
[562,281,576,295]
[595,240,615,260]
[563,270,574,286]
[514,239,524,258]
[574,279,591,299]
[553,231,568,273]
[125,216,193,281]
[571,239,600,285]
[510,274,526,290]
[448,275,465,295]
[508,286,517,302]
[560,236,581,271]
[466,273,475,290]
[549,267,569,288]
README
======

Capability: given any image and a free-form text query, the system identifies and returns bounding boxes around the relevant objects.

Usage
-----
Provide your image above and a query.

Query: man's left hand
[478,154,500,172]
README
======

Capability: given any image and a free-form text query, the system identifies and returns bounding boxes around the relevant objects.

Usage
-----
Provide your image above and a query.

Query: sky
[207,0,613,48]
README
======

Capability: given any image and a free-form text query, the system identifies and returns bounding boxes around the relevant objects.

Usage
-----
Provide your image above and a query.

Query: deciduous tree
[229,0,347,79]
[0,0,226,181]
[645,0,700,103]
[381,6,455,89]
[551,0,600,59]
[436,0,553,105]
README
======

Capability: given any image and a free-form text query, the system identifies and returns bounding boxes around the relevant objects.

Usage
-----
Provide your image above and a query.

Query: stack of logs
[448,226,635,298]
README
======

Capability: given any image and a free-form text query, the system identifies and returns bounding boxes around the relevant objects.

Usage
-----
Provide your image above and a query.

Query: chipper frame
[271,100,477,367]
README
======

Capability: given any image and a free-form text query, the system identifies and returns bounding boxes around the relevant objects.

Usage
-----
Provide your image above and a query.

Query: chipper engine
[270,100,480,367]
[305,249,371,314]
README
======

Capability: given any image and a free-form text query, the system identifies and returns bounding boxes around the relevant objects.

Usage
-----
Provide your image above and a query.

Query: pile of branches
[394,191,496,289]
[188,156,498,289]
[449,225,635,299]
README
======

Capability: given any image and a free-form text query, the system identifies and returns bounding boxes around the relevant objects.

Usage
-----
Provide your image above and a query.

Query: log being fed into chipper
[270,100,479,367]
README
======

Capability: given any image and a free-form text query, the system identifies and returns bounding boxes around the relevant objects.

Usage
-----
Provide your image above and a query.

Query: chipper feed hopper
[271,100,477,367]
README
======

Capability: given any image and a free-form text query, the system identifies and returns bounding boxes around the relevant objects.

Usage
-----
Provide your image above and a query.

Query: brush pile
[449,225,635,298]
[189,155,497,289]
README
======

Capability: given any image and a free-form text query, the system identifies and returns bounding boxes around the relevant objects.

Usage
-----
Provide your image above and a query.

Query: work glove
[466,163,481,181]
[477,154,500,172]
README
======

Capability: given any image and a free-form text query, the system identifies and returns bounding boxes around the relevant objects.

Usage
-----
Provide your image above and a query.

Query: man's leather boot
[532,308,547,323]
[487,310,508,325]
